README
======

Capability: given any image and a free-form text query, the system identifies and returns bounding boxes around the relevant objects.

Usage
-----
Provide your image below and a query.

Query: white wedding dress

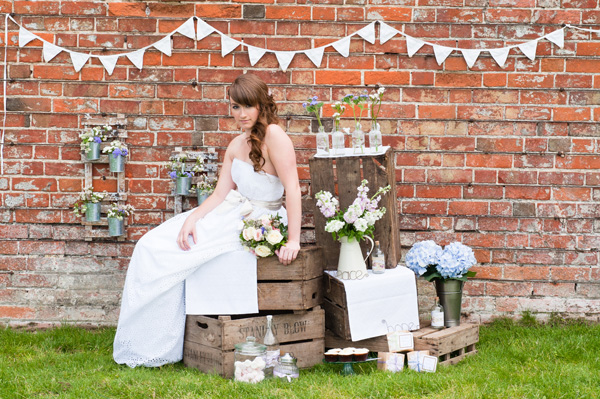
[113,158,286,367]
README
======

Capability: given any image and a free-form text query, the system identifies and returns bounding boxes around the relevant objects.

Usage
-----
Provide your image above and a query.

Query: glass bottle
[263,315,280,377]
[352,122,365,154]
[371,240,385,274]
[431,296,444,330]
[332,125,345,155]
[316,125,329,156]
[368,121,382,154]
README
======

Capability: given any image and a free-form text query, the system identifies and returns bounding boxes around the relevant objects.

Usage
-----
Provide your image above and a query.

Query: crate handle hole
[196,322,209,329]
[312,292,317,299]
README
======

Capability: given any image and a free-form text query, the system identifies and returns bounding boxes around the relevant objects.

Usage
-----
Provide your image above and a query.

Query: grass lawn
[1,314,599,399]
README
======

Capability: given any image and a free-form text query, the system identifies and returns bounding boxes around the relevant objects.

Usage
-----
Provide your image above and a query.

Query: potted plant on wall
[73,186,107,222]
[167,154,204,195]
[191,175,217,206]
[405,240,477,327]
[80,125,111,161]
[102,140,128,172]
[106,203,135,237]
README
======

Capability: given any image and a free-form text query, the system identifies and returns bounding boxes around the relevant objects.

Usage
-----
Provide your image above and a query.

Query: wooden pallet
[183,307,325,378]
[325,323,479,366]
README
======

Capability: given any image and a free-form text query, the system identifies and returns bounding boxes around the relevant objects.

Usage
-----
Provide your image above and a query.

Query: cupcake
[324,348,341,362]
[354,348,369,361]
[338,348,354,362]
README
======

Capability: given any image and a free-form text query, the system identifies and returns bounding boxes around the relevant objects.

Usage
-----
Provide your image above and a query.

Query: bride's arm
[265,125,301,265]
[176,147,237,251]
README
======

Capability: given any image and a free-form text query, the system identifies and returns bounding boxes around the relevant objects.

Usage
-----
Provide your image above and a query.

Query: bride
[113,73,301,367]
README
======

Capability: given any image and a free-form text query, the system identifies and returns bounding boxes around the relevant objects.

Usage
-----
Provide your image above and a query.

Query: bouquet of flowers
[166,154,204,179]
[79,125,111,153]
[331,101,346,131]
[102,140,128,158]
[107,203,135,220]
[406,240,477,281]
[315,179,391,242]
[72,186,107,216]
[303,96,324,129]
[191,175,217,195]
[239,214,288,258]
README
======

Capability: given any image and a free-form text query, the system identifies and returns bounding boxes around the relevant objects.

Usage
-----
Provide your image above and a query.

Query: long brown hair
[228,74,279,172]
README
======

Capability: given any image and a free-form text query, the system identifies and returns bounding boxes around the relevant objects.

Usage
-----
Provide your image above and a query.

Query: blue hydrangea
[405,240,443,276]
[436,242,477,279]
[168,171,177,179]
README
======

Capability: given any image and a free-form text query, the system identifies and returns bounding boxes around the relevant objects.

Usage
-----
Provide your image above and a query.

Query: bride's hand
[177,215,199,251]
[276,240,300,266]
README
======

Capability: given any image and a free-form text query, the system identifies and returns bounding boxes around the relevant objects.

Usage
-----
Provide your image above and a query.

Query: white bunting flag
[126,48,146,70]
[42,41,62,62]
[545,28,565,49]
[489,47,510,67]
[406,35,425,57]
[461,48,481,68]
[221,34,240,57]
[69,51,90,72]
[332,36,351,57]
[275,51,295,72]
[356,22,376,44]
[304,47,325,67]
[176,17,196,40]
[197,18,215,41]
[247,45,267,66]
[153,36,172,56]
[379,21,399,44]
[18,26,38,48]
[518,39,538,61]
[433,44,454,65]
[99,54,120,76]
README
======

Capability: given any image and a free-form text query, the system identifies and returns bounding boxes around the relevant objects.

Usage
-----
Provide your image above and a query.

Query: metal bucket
[435,279,464,327]
[197,190,210,205]
[109,154,125,172]
[108,217,124,236]
[86,142,101,161]
[175,176,192,195]
[85,202,101,222]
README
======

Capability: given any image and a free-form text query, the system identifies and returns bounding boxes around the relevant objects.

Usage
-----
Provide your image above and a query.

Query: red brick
[416,185,461,199]
[265,5,310,20]
[419,105,456,119]
[0,306,35,318]
[467,154,512,168]
[553,107,591,122]
[532,9,581,24]
[552,266,592,281]
[556,155,600,170]
[402,200,447,215]
[108,2,145,17]
[506,186,551,200]
[487,281,533,297]
[464,185,504,199]
[437,9,483,23]
[428,169,472,183]
[463,232,505,248]
[449,201,489,215]
[61,1,106,15]
[435,73,482,87]
[498,171,537,185]
[458,105,503,120]
[505,265,550,280]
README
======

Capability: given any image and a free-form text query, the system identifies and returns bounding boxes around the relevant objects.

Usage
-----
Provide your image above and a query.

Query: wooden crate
[325,323,479,366]
[256,246,324,311]
[183,307,325,378]
[309,147,399,269]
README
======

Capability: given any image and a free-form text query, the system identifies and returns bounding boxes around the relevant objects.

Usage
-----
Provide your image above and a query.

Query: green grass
[1,315,599,399]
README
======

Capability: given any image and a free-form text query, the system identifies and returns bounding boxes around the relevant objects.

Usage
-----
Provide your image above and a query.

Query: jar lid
[234,336,266,355]
[279,353,297,364]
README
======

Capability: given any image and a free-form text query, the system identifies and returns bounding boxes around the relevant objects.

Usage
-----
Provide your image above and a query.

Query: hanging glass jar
[332,126,345,155]
[315,125,330,156]
[352,122,365,154]
[368,121,382,154]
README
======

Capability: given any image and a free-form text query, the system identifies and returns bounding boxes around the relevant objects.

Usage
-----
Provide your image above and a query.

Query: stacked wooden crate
[183,246,326,378]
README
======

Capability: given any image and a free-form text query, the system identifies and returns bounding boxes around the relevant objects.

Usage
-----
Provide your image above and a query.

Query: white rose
[253,228,264,241]
[242,227,256,241]
[265,229,283,245]
[354,218,368,232]
[255,245,272,257]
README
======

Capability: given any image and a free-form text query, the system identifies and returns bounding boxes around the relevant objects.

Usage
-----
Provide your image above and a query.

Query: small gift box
[377,352,405,372]
[421,355,438,373]
[386,331,414,352]
[407,350,430,372]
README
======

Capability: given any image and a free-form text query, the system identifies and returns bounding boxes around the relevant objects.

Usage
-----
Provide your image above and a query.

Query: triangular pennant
[98,54,120,76]
[176,17,196,40]
[304,47,325,67]
[221,34,240,57]
[545,28,565,49]
[406,35,425,57]
[379,21,399,45]
[42,41,62,62]
[332,36,351,57]
[433,44,454,65]
[355,22,376,44]
[489,47,510,68]
[518,39,538,61]
[275,51,295,72]
[153,36,172,56]
[18,26,38,47]
[461,48,481,68]
[126,48,145,70]
[197,18,215,41]
[69,51,90,72]
[247,45,267,66]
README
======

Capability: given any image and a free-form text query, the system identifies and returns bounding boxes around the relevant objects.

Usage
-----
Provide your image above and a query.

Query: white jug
[337,236,374,280]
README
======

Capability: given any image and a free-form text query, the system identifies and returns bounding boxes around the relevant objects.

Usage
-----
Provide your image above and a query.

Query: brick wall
[1,1,599,326]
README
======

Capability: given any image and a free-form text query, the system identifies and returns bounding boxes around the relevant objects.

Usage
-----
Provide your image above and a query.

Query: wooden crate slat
[322,298,351,340]
[257,246,324,281]
[336,157,363,210]
[325,329,390,352]
[308,157,337,268]
[257,276,322,311]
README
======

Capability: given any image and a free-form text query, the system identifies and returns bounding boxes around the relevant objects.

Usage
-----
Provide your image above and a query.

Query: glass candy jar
[352,122,365,154]
[273,353,300,382]
[332,126,345,155]
[316,126,330,156]
[368,121,382,153]
[234,336,267,383]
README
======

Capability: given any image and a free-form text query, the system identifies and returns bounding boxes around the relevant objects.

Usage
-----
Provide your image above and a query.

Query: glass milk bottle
[332,126,345,155]
[352,122,365,154]
[368,121,382,153]
[371,240,385,274]
[263,315,280,377]
[431,296,445,329]
[315,125,329,156]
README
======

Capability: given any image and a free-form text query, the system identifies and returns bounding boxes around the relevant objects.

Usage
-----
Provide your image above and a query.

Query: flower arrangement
[72,186,107,216]
[369,87,385,126]
[102,140,128,158]
[315,179,391,242]
[191,175,217,195]
[107,203,135,220]
[303,96,324,129]
[79,125,111,153]
[342,91,369,126]
[406,240,477,281]
[331,101,346,131]
[239,214,288,258]
[166,154,204,179]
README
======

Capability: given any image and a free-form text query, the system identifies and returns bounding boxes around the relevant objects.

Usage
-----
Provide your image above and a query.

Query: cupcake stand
[324,357,378,376]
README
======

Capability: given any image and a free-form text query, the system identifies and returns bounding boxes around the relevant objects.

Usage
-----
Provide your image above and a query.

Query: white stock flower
[266,229,283,245]
[354,218,368,232]
[325,220,345,233]
[255,245,272,257]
